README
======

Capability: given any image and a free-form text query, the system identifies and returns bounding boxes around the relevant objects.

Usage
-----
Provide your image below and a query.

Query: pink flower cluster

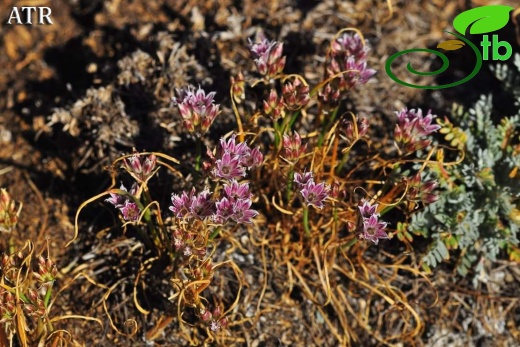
[327,33,376,91]
[170,135,262,226]
[170,188,213,220]
[294,172,330,209]
[105,183,141,222]
[212,135,263,180]
[173,86,221,135]
[215,180,258,224]
[356,200,389,244]
[249,35,286,79]
[394,108,441,154]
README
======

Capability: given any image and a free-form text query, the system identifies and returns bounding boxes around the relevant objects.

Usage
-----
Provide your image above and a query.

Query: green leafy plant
[410,56,520,279]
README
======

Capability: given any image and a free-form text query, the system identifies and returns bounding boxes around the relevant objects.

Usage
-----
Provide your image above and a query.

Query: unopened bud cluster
[24,289,46,318]
[341,116,369,144]
[282,132,307,162]
[263,89,285,120]
[406,173,439,205]
[0,290,16,324]
[0,251,58,325]
[33,255,58,285]
[231,72,246,104]
[1,252,23,283]
[0,188,21,233]
[282,79,310,111]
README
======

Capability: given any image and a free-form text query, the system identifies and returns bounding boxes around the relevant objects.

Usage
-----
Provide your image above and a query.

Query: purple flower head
[283,132,307,161]
[170,188,195,219]
[394,108,441,154]
[300,180,330,209]
[212,135,263,179]
[214,197,235,224]
[224,180,252,201]
[358,199,379,219]
[106,183,141,222]
[214,152,246,180]
[220,135,249,157]
[232,199,259,224]
[293,171,314,189]
[105,183,128,208]
[240,146,263,168]
[359,215,389,244]
[249,35,286,79]
[344,57,377,88]
[331,33,369,62]
[189,190,214,219]
[173,86,221,135]
[326,32,376,91]
[120,200,140,222]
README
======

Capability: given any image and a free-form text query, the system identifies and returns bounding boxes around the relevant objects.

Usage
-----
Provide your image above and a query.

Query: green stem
[0,283,30,304]
[283,111,300,135]
[209,226,222,240]
[335,150,350,175]
[318,107,339,148]
[43,285,52,307]
[141,189,168,254]
[274,120,282,150]
[195,137,202,172]
[275,111,300,151]
[341,237,358,250]
[8,236,14,255]
[303,207,311,237]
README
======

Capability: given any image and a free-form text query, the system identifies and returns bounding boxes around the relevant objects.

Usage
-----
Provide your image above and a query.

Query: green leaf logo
[453,5,514,35]
[437,39,465,51]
